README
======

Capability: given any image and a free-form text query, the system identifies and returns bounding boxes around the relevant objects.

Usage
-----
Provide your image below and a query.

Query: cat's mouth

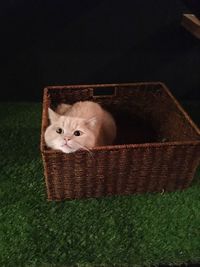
[61,143,72,149]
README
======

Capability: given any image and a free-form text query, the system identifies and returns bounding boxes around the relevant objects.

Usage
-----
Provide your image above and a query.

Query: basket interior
[42,83,200,149]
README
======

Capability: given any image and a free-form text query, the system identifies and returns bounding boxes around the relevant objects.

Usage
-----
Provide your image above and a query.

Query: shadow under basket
[40,82,200,200]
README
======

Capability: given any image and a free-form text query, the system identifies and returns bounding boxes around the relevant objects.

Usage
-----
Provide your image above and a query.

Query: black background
[0,0,200,102]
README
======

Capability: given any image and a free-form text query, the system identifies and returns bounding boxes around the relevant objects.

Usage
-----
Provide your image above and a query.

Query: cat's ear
[48,108,60,124]
[85,117,97,129]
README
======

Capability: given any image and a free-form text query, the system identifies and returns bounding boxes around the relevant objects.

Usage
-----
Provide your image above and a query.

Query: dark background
[0,0,200,102]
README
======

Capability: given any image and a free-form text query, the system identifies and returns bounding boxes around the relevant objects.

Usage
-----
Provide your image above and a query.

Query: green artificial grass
[0,102,200,267]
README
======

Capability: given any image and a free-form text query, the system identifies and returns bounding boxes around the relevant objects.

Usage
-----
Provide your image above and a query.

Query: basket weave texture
[40,82,200,200]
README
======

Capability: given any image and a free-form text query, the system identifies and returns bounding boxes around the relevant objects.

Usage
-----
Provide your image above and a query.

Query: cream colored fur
[44,101,116,153]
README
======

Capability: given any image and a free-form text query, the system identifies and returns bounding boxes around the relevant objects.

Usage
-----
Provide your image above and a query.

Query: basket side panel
[123,144,200,194]
[42,144,200,200]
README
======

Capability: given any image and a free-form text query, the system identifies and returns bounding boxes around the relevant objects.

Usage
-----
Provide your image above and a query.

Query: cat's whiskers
[73,141,94,159]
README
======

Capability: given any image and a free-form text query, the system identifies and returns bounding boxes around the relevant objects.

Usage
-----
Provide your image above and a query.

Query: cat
[44,101,116,153]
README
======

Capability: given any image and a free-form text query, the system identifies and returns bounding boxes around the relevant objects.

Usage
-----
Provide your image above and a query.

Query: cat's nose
[64,136,71,141]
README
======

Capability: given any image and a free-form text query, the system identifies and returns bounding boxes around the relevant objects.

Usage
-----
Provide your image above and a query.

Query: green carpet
[0,103,200,267]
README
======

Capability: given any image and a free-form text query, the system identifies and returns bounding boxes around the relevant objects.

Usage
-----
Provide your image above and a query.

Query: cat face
[44,109,97,153]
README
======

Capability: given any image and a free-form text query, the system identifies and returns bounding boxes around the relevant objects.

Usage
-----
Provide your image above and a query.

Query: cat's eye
[74,130,82,136]
[56,127,63,134]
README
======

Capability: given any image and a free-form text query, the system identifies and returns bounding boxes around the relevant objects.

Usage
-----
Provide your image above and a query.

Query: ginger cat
[44,101,116,153]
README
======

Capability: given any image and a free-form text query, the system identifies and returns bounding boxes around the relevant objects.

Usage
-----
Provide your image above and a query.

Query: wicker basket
[40,82,200,200]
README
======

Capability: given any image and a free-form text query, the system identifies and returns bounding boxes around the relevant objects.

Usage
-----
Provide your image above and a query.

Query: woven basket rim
[41,140,200,154]
[43,81,166,91]
[43,82,200,135]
